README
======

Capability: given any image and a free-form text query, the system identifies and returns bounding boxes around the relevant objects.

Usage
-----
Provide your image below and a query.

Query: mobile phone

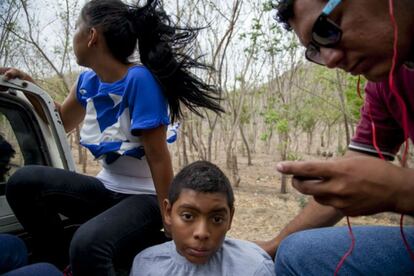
[292,175,324,181]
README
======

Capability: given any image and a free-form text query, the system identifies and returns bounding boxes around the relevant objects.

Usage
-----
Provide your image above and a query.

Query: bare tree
[0,0,22,66]
[6,0,85,168]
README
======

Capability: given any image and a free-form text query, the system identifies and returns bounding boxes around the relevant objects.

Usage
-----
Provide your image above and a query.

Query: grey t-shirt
[131,238,275,276]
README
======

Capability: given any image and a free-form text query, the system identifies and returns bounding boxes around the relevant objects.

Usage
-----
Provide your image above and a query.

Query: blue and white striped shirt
[76,65,171,194]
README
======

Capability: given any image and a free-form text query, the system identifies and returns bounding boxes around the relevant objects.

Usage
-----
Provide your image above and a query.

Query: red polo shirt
[349,65,414,160]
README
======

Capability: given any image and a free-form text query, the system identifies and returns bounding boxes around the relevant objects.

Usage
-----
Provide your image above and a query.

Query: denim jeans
[275,226,414,275]
[0,234,61,276]
[6,166,168,276]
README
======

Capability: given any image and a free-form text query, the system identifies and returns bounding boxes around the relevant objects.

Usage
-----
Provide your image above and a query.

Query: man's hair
[168,161,234,209]
[274,0,295,31]
[0,135,15,181]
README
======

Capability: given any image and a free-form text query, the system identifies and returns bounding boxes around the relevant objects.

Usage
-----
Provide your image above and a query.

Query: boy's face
[164,189,234,264]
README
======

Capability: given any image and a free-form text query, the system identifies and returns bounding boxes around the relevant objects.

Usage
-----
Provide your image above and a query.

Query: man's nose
[320,47,345,68]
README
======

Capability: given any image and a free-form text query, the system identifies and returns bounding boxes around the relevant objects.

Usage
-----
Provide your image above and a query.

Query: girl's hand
[0,67,34,83]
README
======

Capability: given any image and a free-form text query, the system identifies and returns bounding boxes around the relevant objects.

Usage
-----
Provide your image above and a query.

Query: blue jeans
[275,226,414,275]
[6,166,168,276]
[0,234,61,276]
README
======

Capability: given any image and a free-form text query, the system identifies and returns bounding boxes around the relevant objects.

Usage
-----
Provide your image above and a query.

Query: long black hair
[81,0,224,122]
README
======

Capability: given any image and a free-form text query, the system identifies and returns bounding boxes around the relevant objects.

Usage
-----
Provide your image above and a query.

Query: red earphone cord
[334,0,414,274]
[388,0,414,262]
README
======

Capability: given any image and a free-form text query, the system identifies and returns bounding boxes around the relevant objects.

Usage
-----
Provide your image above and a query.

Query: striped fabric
[76,65,171,161]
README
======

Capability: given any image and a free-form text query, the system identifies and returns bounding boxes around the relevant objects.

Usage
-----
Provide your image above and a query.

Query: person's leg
[0,234,28,274]
[5,165,127,268]
[69,194,168,276]
[2,263,62,276]
[275,226,414,275]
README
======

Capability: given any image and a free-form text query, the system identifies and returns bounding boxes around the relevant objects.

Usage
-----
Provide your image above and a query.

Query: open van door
[0,76,76,233]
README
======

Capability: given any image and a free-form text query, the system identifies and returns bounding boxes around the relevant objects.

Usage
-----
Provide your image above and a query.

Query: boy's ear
[87,27,98,48]
[163,199,172,226]
[228,207,235,230]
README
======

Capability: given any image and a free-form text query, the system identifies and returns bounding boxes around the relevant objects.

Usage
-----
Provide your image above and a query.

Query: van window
[0,97,49,188]
[0,116,23,181]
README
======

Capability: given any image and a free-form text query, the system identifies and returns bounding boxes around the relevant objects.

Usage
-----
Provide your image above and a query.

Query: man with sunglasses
[258,0,414,274]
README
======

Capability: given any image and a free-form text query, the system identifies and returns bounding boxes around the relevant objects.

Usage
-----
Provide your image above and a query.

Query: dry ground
[77,151,410,244]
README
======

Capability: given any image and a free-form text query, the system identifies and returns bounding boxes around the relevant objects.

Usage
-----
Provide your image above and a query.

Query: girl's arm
[140,125,174,234]
[57,84,85,133]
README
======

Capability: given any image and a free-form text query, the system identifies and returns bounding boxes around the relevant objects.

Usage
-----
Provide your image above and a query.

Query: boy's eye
[180,212,194,221]
[212,216,224,224]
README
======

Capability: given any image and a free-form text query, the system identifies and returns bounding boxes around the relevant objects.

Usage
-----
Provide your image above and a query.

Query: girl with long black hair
[2,0,223,274]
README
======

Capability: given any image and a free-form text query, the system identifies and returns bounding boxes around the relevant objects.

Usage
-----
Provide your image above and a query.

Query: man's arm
[258,150,374,258]
[258,197,343,258]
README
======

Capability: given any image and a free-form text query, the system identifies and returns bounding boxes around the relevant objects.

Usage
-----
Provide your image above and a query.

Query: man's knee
[275,231,318,275]
[276,234,303,266]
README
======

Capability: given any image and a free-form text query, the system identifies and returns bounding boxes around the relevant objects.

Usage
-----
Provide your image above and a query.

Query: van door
[0,77,76,233]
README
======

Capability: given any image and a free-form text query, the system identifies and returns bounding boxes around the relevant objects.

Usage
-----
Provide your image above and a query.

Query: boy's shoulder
[134,240,173,261]
[218,238,275,276]
[132,239,275,276]
[221,238,270,261]
[131,241,174,276]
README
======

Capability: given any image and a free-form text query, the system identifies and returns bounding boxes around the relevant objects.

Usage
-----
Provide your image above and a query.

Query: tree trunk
[82,147,87,173]
[207,115,219,161]
[181,121,189,166]
[231,154,241,187]
[336,70,350,145]
[176,131,182,168]
[239,124,252,166]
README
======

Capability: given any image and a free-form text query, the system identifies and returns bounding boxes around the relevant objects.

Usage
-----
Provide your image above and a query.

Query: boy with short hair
[131,161,275,276]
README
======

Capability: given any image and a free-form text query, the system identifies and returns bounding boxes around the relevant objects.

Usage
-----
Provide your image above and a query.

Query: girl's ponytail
[82,0,223,122]
[129,0,224,122]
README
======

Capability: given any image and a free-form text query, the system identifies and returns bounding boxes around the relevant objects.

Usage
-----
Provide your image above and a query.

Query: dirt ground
[78,151,409,244]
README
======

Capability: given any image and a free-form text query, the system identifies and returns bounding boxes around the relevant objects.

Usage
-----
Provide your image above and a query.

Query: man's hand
[277,156,414,216]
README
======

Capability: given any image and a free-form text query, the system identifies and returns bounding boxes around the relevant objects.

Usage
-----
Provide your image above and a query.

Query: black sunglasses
[305,0,343,65]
